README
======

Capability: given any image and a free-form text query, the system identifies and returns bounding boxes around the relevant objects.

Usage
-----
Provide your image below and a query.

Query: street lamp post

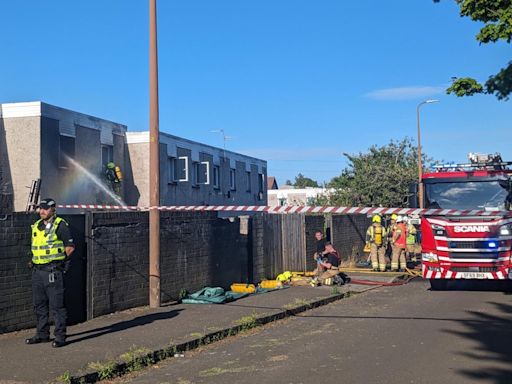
[416,99,439,208]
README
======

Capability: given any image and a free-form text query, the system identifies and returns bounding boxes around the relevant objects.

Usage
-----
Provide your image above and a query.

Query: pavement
[0,272,405,384]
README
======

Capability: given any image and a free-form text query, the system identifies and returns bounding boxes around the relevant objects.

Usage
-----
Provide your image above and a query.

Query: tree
[317,138,433,208]
[434,0,512,100]
[293,173,319,188]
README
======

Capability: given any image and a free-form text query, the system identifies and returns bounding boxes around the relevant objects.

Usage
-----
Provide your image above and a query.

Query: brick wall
[331,214,370,263]
[88,211,251,318]
[0,213,37,333]
[1,211,372,334]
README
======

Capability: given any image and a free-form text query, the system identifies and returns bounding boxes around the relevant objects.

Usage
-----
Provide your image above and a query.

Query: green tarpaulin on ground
[181,286,287,304]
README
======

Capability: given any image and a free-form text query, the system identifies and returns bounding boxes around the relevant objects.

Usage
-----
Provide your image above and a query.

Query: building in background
[1,101,267,212]
[267,176,278,190]
[0,101,127,212]
[126,131,267,207]
[268,187,332,206]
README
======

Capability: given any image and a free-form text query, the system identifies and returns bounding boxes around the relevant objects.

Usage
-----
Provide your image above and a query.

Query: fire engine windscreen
[425,180,510,210]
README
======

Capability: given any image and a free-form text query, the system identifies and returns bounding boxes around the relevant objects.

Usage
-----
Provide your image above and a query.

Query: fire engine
[418,153,512,290]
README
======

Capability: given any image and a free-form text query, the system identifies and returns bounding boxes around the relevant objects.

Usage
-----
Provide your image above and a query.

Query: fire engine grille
[448,252,498,259]
[449,241,490,249]
[450,267,498,273]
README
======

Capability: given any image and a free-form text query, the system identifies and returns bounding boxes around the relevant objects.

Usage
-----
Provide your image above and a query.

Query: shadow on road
[66,309,183,344]
[443,301,512,384]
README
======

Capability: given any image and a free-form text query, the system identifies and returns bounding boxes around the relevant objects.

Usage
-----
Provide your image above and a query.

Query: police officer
[25,198,75,348]
[366,215,387,272]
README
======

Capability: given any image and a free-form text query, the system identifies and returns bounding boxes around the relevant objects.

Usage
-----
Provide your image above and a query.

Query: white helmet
[402,216,409,223]
[396,216,403,223]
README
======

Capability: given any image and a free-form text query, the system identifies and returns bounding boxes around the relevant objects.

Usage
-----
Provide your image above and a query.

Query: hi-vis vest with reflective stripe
[31,217,67,264]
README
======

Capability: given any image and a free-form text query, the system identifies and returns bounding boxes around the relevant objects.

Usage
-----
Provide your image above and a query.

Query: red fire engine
[419,153,512,290]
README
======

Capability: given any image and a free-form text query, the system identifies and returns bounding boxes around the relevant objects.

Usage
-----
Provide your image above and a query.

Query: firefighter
[25,198,75,348]
[404,216,418,263]
[104,162,122,195]
[366,214,387,272]
[391,215,407,272]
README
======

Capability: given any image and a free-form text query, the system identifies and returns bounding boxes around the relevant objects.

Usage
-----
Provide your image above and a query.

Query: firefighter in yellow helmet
[391,216,407,271]
[366,214,387,272]
[386,213,398,263]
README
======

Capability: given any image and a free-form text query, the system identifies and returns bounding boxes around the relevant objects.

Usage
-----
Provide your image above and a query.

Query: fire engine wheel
[429,279,447,291]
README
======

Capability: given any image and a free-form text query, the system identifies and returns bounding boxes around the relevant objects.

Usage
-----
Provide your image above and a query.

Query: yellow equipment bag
[230,283,256,293]
[259,280,281,289]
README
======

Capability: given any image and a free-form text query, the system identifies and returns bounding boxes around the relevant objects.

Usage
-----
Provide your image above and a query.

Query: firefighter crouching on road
[404,216,417,263]
[25,198,75,348]
[391,215,407,272]
[366,215,387,272]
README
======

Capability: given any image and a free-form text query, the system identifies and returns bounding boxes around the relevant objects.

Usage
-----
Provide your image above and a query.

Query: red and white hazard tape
[56,204,511,217]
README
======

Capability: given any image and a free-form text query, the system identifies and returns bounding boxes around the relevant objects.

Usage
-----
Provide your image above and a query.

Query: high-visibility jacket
[406,224,417,245]
[366,224,386,246]
[394,223,407,248]
[31,217,67,265]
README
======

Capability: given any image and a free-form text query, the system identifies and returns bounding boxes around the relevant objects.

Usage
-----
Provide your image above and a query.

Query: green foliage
[234,312,258,330]
[320,138,430,208]
[435,0,512,100]
[54,372,71,384]
[447,77,484,96]
[293,173,319,188]
[88,360,117,380]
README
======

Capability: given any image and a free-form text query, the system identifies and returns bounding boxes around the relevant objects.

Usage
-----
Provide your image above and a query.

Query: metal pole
[149,0,160,308]
[416,99,439,209]
[417,103,424,209]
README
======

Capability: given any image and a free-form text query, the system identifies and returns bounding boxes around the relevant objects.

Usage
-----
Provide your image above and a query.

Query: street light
[417,99,439,208]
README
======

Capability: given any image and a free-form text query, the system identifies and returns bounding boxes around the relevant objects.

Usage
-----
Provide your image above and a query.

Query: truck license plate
[460,272,487,279]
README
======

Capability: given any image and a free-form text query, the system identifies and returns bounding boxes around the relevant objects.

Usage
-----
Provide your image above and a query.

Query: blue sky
[1,1,510,185]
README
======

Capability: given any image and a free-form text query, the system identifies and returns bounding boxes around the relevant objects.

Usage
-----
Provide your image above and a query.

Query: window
[246,171,251,192]
[192,162,199,186]
[191,161,210,186]
[201,161,210,185]
[102,145,113,165]
[213,166,220,189]
[258,173,265,200]
[178,156,188,182]
[167,157,177,183]
[59,135,75,168]
[230,169,236,190]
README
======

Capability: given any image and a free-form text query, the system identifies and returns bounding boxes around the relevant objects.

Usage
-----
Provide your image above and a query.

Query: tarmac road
[111,279,512,384]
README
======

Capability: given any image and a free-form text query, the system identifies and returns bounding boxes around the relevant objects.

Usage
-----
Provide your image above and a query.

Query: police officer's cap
[38,198,56,209]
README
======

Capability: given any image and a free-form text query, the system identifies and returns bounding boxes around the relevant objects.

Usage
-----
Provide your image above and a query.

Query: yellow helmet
[372,215,381,223]
[276,271,292,282]
[391,213,398,221]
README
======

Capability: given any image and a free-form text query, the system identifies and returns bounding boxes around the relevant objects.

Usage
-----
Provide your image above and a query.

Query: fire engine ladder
[26,179,41,212]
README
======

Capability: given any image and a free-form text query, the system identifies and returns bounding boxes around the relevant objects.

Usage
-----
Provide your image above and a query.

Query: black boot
[25,336,50,345]
[52,339,67,348]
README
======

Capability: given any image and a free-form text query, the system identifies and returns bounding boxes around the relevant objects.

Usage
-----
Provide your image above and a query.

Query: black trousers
[32,267,67,341]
